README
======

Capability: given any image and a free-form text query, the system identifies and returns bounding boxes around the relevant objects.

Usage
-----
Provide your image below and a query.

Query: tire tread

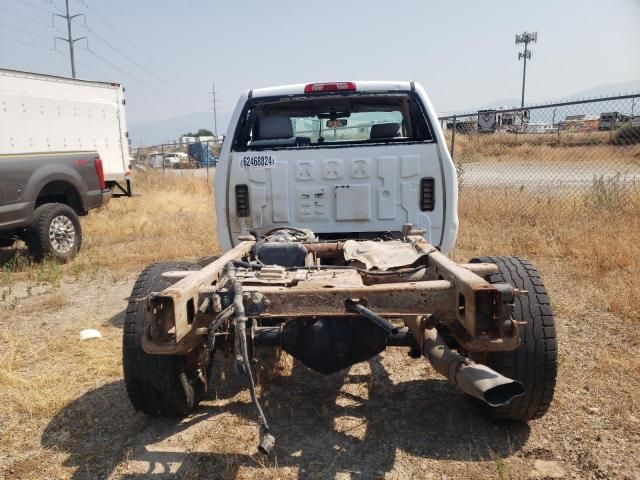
[25,203,81,261]
[123,262,203,416]
[470,256,557,421]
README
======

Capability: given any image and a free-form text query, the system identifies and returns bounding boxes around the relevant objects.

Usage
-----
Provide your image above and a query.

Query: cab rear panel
[215,82,458,253]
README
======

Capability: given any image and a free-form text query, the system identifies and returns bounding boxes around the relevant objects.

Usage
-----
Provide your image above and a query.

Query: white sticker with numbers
[240,154,276,168]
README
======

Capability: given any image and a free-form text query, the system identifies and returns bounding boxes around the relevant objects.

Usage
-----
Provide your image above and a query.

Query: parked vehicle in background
[163,152,188,168]
[0,68,133,197]
[599,112,630,130]
[187,142,218,167]
[521,122,555,134]
[477,109,498,133]
[122,81,558,455]
[496,108,529,131]
[559,115,599,132]
[0,151,110,260]
[148,153,164,168]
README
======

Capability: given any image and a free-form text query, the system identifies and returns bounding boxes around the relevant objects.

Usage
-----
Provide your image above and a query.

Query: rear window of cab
[232,92,434,151]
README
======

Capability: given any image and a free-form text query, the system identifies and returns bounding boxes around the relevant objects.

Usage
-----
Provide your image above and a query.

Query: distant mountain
[130,80,640,144]
[445,80,640,116]
[129,111,232,147]
[564,80,640,100]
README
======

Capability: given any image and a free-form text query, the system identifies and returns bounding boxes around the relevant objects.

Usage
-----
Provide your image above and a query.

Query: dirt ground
[0,257,638,480]
[1,173,639,479]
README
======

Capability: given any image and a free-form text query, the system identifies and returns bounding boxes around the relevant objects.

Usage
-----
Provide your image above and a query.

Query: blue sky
[1,0,639,130]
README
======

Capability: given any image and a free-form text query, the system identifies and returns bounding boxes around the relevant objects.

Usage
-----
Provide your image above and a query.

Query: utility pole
[209,83,219,139]
[53,0,85,78]
[515,31,537,108]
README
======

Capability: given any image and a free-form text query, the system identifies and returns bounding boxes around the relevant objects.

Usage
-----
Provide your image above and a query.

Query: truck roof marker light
[304,82,356,93]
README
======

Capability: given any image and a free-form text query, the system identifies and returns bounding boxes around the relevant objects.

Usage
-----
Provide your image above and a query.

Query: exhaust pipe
[423,328,524,407]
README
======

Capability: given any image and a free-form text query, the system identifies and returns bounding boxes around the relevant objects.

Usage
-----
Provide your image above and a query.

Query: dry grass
[446,131,640,165]
[1,171,639,478]
[0,171,219,286]
[82,172,219,269]
[1,172,220,477]
[452,187,640,321]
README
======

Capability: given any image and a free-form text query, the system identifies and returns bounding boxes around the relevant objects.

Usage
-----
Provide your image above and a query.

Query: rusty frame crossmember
[142,237,521,355]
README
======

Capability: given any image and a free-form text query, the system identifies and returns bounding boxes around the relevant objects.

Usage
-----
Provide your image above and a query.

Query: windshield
[232,93,433,151]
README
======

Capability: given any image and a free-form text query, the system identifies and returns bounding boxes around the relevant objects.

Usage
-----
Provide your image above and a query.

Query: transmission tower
[53,0,85,78]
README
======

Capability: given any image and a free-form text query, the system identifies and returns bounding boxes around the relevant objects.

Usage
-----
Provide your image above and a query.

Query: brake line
[224,262,275,454]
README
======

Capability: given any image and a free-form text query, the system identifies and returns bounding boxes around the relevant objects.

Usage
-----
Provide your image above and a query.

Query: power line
[72,19,204,104]
[0,34,53,51]
[76,0,201,91]
[13,0,56,15]
[81,39,203,107]
[1,38,200,122]
[4,1,207,124]
[0,22,54,41]
[54,47,104,79]
[83,46,201,113]
[75,22,172,87]
[43,2,204,106]
[83,46,130,78]
[0,7,58,28]
[42,0,64,13]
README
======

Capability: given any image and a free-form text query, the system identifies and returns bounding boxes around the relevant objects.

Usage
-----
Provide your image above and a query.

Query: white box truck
[0,68,132,196]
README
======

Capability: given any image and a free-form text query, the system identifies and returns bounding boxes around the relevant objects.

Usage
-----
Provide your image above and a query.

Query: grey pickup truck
[0,151,111,261]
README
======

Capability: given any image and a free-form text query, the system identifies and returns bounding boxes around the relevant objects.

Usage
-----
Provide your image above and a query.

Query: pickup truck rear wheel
[123,262,210,416]
[0,237,15,248]
[25,203,81,261]
[469,256,557,421]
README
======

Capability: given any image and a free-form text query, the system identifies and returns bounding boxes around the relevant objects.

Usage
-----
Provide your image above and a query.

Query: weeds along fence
[438,94,640,211]
[131,140,222,181]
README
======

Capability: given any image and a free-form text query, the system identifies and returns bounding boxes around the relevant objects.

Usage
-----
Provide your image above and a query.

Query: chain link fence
[439,94,640,211]
[132,95,640,212]
[130,140,222,180]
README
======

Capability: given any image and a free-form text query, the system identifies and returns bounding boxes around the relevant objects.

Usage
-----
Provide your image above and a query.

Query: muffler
[423,328,524,407]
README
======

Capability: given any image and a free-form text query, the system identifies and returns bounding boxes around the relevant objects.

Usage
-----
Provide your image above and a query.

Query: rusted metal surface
[142,241,253,354]
[302,241,345,257]
[459,263,500,277]
[241,280,455,318]
[410,236,511,339]
[143,236,520,356]
[343,240,425,270]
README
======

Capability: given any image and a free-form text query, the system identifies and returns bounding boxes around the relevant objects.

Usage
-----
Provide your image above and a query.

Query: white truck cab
[215,81,458,252]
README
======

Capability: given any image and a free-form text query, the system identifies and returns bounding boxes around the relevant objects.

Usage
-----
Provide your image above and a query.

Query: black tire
[25,203,81,261]
[469,256,557,421]
[196,255,220,268]
[123,262,209,416]
[0,237,15,248]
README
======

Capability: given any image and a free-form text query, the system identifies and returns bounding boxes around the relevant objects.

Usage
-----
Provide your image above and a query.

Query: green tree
[182,129,214,137]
